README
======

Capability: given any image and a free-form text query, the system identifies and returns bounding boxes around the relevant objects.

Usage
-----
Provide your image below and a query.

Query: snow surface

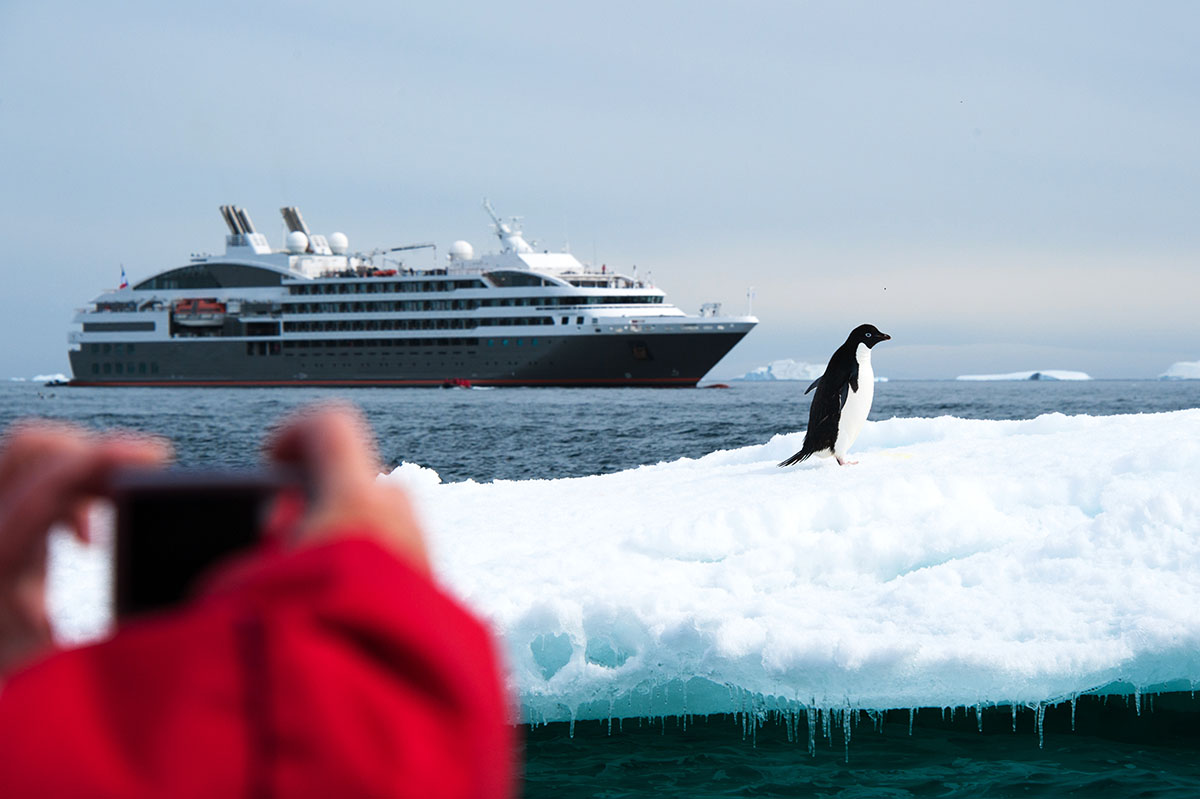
[47,411,1200,723]
[957,370,1092,381]
[1161,361,1200,380]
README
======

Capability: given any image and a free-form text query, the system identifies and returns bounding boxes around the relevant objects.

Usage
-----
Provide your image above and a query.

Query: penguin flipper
[804,377,822,395]
[839,364,860,410]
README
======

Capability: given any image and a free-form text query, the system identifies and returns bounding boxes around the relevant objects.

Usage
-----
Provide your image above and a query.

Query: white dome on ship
[329,232,349,255]
[286,231,309,254]
[449,240,474,261]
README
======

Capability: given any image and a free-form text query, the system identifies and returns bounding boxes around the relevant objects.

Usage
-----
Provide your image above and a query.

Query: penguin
[778,324,891,467]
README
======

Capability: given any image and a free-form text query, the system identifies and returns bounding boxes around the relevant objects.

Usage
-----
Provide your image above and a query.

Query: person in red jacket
[0,406,515,798]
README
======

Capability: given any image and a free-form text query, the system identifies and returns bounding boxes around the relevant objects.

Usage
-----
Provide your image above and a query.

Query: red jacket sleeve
[0,536,515,799]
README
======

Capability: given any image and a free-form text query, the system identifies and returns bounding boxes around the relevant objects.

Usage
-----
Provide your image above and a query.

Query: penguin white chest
[834,343,874,457]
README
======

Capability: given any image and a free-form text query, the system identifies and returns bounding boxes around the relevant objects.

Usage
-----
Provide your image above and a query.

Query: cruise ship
[68,204,757,387]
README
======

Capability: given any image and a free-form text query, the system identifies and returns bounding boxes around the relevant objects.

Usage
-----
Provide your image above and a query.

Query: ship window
[139,362,147,374]
[127,343,135,354]
[133,263,284,290]
[485,271,548,288]
[102,343,112,354]
[576,317,584,325]
[91,363,99,375]
[115,363,123,374]
[502,339,509,346]
[104,363,112,374]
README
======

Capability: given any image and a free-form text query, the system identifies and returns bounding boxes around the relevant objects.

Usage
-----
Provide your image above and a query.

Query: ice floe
[957,370,1092,381]
[46,410,1200,725]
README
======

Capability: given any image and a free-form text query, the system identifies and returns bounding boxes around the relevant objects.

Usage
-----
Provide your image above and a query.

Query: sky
[1,1,1197,380]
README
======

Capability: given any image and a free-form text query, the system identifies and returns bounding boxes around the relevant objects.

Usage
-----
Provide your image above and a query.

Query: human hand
[0,422,171,675]
[267,405,429,574]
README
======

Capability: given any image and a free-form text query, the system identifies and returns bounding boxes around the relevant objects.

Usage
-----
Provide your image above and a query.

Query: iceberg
[1161,360,1200,380]
[46,411,1200,727]
[736,359,826,382]
[957,370,1092,381]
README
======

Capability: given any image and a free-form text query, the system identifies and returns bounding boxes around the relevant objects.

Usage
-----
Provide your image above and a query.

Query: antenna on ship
[482,198,534,254]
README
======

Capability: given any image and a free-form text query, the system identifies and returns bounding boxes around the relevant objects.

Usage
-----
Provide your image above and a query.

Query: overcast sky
[2,1,1197,379]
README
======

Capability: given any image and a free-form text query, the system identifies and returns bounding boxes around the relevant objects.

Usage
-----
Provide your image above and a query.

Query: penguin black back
[779,324,890,467]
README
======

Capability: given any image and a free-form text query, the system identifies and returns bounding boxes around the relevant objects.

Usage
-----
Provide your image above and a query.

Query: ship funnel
[236,207,257,234]
[220,205,245,235]
[280,206,311,236]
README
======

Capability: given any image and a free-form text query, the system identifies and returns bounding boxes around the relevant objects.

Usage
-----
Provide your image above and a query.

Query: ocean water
[5,378,1200,797]
[7,379,1200,481]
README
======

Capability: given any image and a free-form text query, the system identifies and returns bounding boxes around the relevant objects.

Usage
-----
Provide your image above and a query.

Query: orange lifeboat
[173,298,226,326]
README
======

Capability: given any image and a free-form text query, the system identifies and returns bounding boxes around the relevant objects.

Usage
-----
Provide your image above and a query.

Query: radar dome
[286,231,309,254]
[329,232,349,255]
[449,240,475,262]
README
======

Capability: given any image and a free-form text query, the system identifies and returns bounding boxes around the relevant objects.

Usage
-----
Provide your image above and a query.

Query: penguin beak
[879,332,892,341]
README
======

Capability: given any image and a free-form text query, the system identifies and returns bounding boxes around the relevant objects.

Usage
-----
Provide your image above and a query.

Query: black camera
[110,469,302,619]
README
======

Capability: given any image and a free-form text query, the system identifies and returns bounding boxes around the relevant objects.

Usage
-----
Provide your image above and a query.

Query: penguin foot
[835,456,859,466]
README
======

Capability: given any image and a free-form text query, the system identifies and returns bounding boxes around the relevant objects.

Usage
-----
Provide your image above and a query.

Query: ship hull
[68,331,747,387]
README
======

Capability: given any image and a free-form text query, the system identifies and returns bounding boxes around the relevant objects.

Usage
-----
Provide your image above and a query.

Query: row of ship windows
[288,280,485,295]
[282,296,661,313]
[90,362,159,375]
[282,316,565,333]
[89,343,139,355]
[245,337,547,355]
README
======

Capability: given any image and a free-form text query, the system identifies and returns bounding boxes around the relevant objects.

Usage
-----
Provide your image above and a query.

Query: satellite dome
[449,240,475,262]
[329,232,349,255]
[286,231,309,254]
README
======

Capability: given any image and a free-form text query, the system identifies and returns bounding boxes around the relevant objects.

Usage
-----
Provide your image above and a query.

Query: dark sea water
[4,378,1200,797]
[6,379,1200,481]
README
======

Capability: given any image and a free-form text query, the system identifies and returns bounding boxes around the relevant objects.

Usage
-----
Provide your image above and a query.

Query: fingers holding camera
[0,424,171,673]
[268,405,430,574]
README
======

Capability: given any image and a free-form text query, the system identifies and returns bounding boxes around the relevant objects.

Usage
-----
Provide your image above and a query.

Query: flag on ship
[119,266,128,289]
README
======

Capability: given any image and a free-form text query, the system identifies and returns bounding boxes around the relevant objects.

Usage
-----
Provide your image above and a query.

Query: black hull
[68,331,747,387]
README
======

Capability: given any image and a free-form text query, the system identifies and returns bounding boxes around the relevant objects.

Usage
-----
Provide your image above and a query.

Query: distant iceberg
[1160,360,1200,380]
[736,359,826,381]
[33,373,69,384]
[48,410,1200,726]
[957,370,1092,381]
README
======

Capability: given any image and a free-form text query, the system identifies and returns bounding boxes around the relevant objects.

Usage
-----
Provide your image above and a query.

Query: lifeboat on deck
[173,298,226,326]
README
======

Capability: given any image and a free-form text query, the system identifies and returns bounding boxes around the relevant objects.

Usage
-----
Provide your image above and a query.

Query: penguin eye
[865,332,872,338]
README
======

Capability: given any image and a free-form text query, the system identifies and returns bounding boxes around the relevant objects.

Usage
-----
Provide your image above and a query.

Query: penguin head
[849,324,891,349]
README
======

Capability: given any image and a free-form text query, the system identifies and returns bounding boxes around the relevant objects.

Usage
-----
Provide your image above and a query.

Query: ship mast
[482,199,534,254]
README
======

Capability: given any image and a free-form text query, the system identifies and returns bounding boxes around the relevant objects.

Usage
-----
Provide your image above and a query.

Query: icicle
[824,707,833,748]
[607,698,614,736]
[807,708,817,757]
[908,708,915,736]
[1035,703,1044,749]
[1011,704,1017,733]
[1148,693,1155,714]
[568,708,577,739]
[975,704,983,733]
[842,708,851,764]
[1134,686,1142,717]
[1070,696,1077,732]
